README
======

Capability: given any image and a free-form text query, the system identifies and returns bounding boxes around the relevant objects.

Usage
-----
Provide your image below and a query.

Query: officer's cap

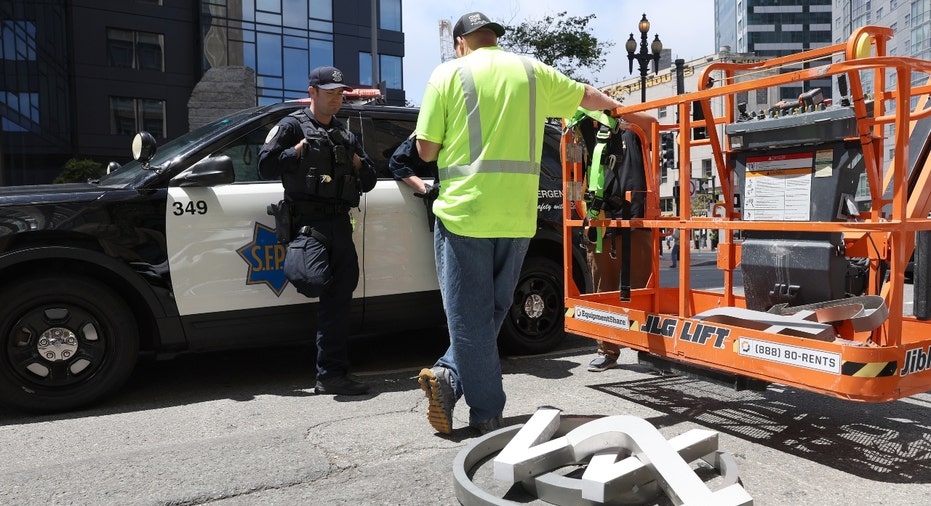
[453,12,505,40]
[309,66,354,91]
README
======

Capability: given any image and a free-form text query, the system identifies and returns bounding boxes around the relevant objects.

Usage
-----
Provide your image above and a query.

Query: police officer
[258,66,377,395]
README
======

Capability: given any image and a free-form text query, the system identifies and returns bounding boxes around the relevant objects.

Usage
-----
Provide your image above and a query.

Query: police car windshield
[97,107,266,187]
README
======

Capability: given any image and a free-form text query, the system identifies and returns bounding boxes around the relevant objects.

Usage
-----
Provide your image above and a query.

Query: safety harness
[565,107,621,254]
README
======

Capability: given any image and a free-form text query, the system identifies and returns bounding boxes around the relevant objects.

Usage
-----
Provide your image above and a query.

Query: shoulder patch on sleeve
[264,125,280,144]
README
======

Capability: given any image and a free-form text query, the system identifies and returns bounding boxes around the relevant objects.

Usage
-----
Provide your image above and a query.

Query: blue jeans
[433,219,530,424]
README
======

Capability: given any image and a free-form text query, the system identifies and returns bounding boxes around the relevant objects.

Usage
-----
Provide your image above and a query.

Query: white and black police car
[0,99,591,413]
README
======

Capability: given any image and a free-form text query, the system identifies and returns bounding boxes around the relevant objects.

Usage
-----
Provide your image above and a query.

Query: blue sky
[401,0,716,105]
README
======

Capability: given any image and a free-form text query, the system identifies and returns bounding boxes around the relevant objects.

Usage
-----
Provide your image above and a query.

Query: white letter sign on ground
[491,408,752,505]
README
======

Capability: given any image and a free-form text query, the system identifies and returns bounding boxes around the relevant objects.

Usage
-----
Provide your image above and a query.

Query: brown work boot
[418,367,455,434]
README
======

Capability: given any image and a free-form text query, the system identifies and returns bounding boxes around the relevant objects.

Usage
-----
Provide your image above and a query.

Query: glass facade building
[0,1,72,184]
[197,0,405,104]
[0,0,405,185]
[716,1,931,102]
[714,0,835,101]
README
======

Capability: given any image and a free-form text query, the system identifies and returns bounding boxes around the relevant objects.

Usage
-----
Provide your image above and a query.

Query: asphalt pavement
[1,337,929,505]
[0,246,926,505]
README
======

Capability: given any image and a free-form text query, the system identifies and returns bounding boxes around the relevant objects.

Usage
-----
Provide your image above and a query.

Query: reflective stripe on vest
[451,54,539,174]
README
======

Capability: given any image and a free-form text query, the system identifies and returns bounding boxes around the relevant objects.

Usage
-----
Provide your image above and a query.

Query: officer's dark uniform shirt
[258,108,376,206]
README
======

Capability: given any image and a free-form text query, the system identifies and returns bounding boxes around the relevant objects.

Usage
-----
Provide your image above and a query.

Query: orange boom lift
[561,26,931,401]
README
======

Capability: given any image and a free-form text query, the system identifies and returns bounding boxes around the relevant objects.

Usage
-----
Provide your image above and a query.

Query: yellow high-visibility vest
[416,46,584,238]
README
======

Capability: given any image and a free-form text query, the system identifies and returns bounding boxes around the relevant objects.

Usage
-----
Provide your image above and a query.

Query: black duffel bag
[284,226,332,298]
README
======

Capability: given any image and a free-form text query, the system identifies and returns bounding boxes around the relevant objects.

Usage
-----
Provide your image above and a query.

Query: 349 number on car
[172,200,208,215]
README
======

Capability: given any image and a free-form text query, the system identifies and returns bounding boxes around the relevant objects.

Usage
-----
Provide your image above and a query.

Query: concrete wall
[188,66,257,130]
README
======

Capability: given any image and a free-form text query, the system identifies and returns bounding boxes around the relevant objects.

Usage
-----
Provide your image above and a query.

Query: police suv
[0,100,590,413]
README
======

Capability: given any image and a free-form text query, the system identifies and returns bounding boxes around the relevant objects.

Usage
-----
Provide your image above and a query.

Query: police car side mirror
[132,131,157,165]
[169,155,235,187]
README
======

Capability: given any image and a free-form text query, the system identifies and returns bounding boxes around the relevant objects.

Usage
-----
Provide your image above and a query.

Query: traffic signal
[692,101,708,140]
[660,133,675,170]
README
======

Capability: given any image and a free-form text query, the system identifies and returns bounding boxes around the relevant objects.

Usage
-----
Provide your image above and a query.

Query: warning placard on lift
[743,152,813,221]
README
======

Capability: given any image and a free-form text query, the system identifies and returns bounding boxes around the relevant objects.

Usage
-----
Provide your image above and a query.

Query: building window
[107,28,164,71]
[204,1,338,104]
[0,92,38,132]
[756,88,768,105]
[380,54,402,89]
[911,0,930,55]
[110,97,165,137]
[310,38,334,71]
[0,20,40,132]
[702,159,713,178]
[107,29,133,67]
[359,52,403,89]
[359,52,373,86]
[380,0,401,31]
[1,20,37,61]
[310,0,332,22]
[658,106,667,119]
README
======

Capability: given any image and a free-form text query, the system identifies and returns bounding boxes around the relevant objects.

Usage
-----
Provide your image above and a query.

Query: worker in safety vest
[415,11,625,436]
[585,117,656,372]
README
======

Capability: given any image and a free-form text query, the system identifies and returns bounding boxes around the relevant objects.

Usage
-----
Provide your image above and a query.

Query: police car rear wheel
[499,256,564,355]
[0,275,139,413]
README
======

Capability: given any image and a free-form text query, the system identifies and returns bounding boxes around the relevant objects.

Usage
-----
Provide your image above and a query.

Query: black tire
[0,275,139,413]
[498,255,565,355]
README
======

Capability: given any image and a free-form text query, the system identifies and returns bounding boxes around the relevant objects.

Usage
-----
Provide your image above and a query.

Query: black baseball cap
[309,66,353,91]
[453,12,505,39]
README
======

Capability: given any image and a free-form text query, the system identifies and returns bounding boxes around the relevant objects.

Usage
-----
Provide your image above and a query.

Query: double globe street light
[625,14,663,104]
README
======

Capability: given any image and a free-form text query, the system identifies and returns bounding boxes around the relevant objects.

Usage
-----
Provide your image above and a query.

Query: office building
[833,0,931,90]
[834,0,931,173]
[715,0,835,101]
[0,0,404,185]
[835,0,930,63]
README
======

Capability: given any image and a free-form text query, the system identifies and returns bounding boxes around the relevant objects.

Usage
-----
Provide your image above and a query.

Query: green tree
[54,158,104,184]
[691,193,715,216]
[500,12,611,83]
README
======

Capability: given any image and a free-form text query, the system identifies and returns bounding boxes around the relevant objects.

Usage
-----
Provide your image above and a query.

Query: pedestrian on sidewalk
[669,228,680,268]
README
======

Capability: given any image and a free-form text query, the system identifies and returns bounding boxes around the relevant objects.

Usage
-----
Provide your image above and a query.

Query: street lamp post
[625,14,663,104]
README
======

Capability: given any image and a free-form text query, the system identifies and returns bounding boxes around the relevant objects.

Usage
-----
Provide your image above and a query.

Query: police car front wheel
[0,275,139,413]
